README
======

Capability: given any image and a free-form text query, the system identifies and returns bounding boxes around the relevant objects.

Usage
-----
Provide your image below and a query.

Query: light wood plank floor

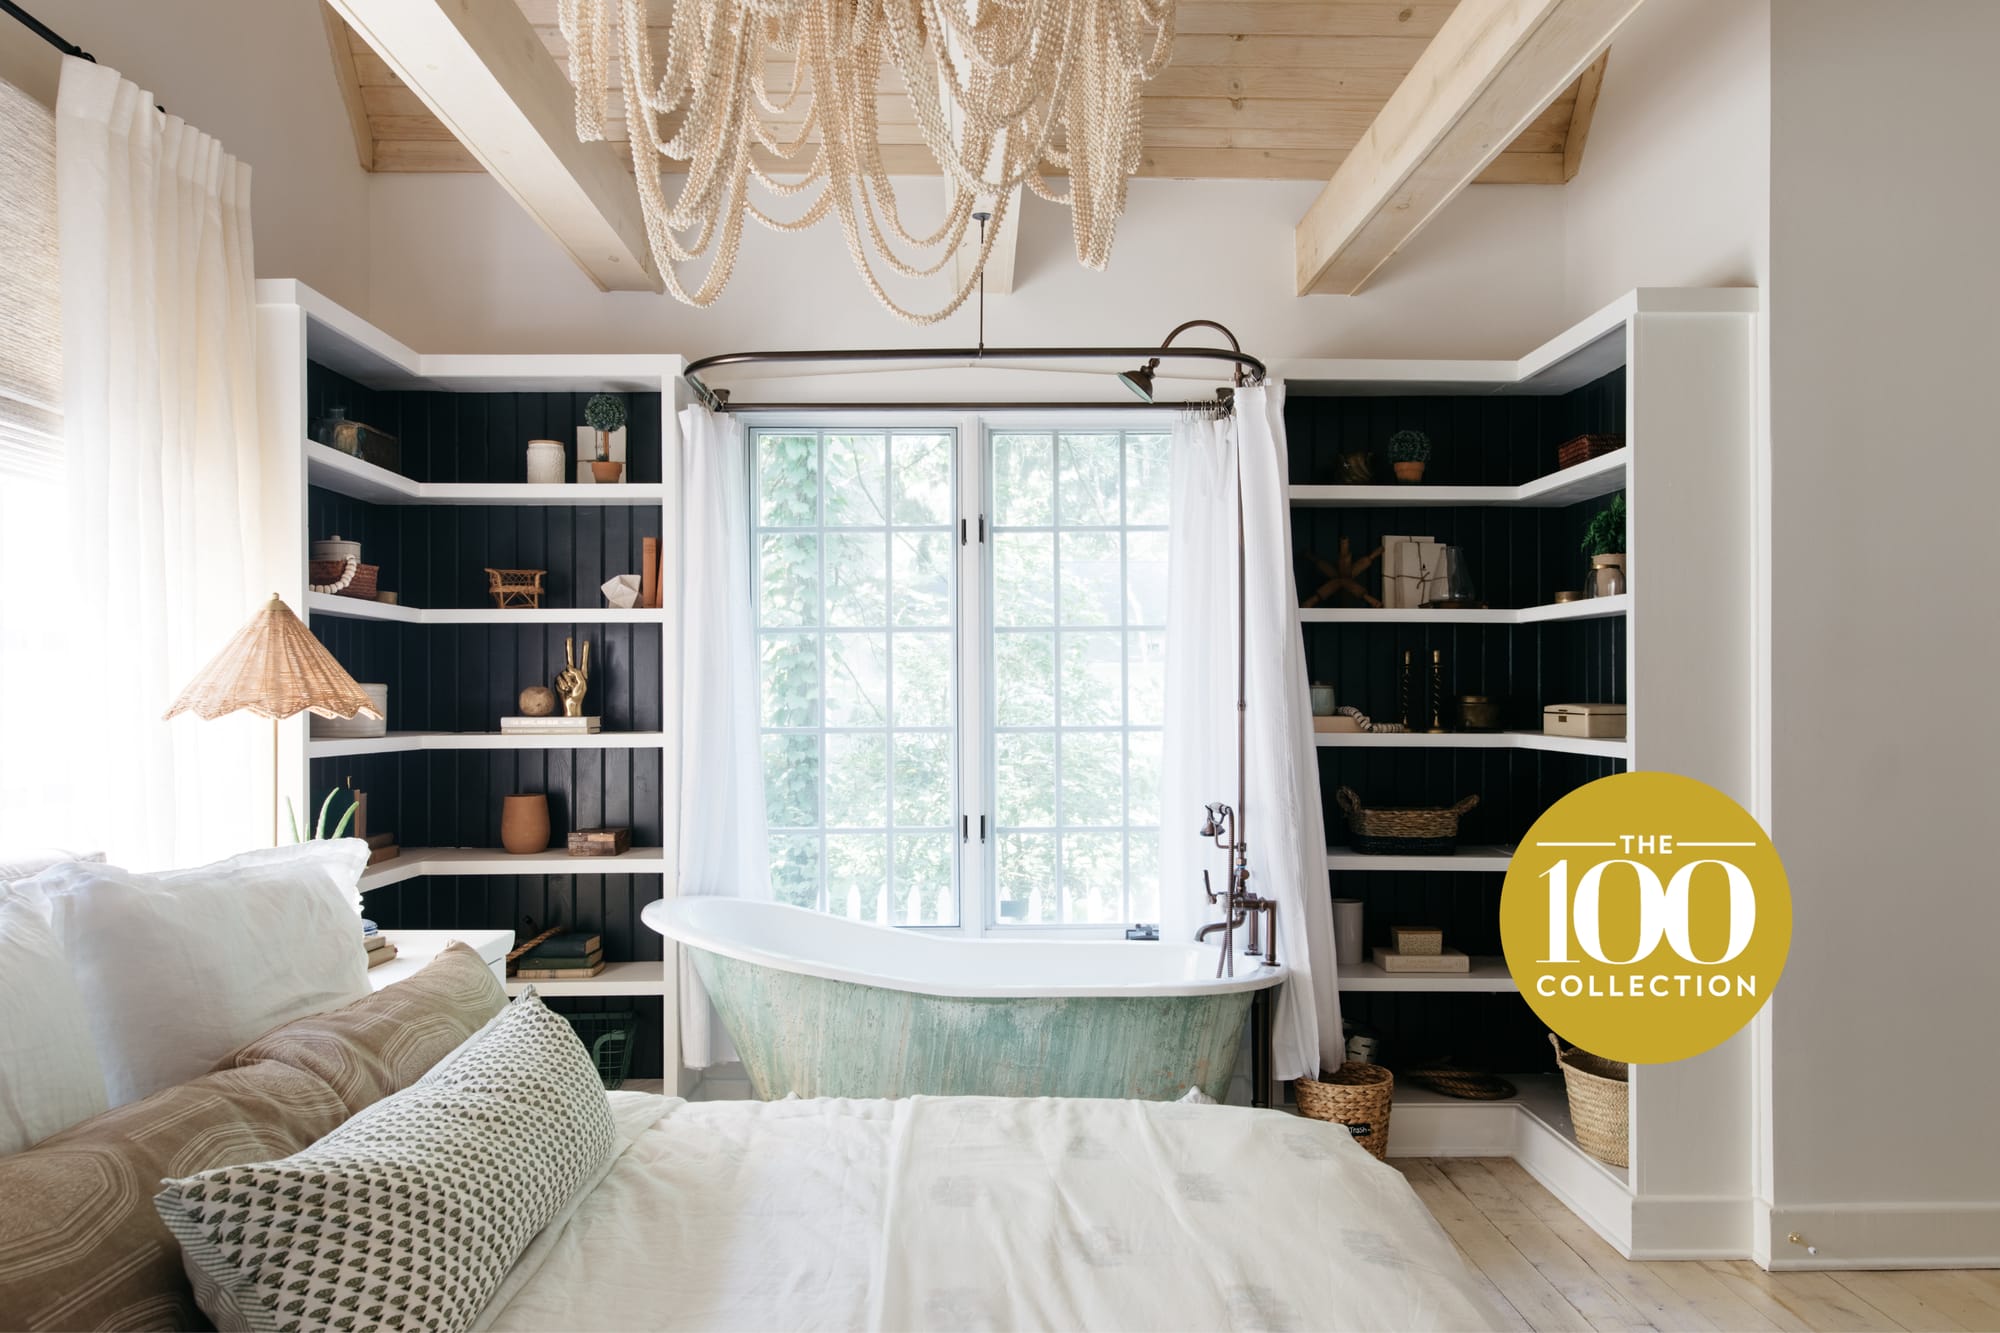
[1394,1158,2000,1332]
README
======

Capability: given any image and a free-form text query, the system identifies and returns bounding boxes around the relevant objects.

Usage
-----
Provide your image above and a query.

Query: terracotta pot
[590,460,624,484]
[501,794,550,854]
[1392,460,1426,483]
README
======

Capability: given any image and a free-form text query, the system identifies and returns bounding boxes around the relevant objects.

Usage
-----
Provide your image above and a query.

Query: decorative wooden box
[1556,433,1625,469]
[567,826,633,857]
[1543,703,1627,739]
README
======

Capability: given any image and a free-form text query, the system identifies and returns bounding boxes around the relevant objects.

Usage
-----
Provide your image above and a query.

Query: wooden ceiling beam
[1293,0,1645,296]
[319,5,374,172]
[327,0,662,293]
[1562,50,1610,180]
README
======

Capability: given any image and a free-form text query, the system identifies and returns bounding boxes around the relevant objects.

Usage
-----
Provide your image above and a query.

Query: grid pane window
[989,430,1166,926]
[754,430,957,926]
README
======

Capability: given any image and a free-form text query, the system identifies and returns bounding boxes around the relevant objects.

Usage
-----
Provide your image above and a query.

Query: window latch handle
[962,814,969,843]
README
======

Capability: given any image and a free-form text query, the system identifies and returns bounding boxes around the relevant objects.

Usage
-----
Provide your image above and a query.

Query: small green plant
[1388,429,1432,463]
[286,787,359,843]
[1581,494,1626,556]
[584,394,626,433]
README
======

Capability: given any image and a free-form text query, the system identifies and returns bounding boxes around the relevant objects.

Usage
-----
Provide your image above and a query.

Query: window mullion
[955,415,988,937]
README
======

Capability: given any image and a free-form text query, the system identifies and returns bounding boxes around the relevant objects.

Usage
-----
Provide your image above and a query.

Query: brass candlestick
[1426,649,1449,733]
[1398,649,1413,729]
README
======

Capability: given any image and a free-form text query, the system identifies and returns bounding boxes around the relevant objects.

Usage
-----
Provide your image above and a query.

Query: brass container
[1456,694,1501,732]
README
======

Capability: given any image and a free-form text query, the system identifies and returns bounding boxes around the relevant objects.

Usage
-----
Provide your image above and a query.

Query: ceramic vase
[1590,553,1627,597]
[526,440,565,485]
[1332,899,1364,967]
[501,794,550,855]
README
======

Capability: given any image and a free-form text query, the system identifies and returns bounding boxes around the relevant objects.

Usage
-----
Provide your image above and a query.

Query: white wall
[2,0,372,315]
[364,172,1572,363]
[1764,0,2000,1267]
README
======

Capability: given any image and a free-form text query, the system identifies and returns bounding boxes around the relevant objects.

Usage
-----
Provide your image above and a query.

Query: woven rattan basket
[1295,1062,1394,1160]
[1551,1035,1629,1167]
[1335,787,1479,854]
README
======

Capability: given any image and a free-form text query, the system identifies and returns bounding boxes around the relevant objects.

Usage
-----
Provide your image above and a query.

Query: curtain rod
[716,399,1236,416]
[684,326,1267,416]
[0,1,95,61]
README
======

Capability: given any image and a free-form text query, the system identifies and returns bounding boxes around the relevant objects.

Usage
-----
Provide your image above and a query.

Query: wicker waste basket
[1295,1062,1394,1160]
[1551,1035,1629,1167]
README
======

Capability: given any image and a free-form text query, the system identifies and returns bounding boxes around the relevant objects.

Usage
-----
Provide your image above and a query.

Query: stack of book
[513,931,604,979]
[363,921,398,969]
[499,715,602,735]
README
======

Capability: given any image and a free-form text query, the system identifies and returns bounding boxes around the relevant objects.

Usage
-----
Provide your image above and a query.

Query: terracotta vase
[1392,460,1426,483]
[501,794,550,855]
[590,460,624,483]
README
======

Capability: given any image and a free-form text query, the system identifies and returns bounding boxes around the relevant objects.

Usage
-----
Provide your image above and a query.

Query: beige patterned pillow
[0,1061,348,1332]
[222,941,506,1114]
[155,990,615,1333]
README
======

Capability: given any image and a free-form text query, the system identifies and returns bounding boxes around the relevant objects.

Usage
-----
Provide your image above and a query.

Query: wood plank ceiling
[324,0,1607,184]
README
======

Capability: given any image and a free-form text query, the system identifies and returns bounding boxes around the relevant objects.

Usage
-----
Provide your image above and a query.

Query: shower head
[1117,358,1160,403]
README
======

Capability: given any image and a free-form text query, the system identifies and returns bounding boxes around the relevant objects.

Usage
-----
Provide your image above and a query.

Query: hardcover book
[500,716,602,734]
[525,932,602,959]
[1372,947,1470,974]
[514,959,606,980]
[516,948,605,971]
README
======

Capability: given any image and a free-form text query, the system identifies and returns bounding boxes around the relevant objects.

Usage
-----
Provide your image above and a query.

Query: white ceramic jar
[526,439,566,485]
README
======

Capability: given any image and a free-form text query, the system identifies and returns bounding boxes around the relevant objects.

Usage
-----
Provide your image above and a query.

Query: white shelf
[506,959,668,998]
[307,592,664,626]
[308,730,665,757]
[1300,595,1628,626]
[306,442,664,506]
[1315,729,1629,759]
[1338,956,1517,992]
[1288,449,1626,509]
[360,846,670,892]
[1327,846,1515,873]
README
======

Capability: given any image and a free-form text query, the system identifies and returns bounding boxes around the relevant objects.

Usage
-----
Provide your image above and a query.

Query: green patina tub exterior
[688,946,1258,1102]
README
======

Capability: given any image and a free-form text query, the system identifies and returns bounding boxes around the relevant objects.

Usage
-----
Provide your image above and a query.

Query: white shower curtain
[57,57,263,869]
[676,404,771,1068]
[1161,384,1343,1083]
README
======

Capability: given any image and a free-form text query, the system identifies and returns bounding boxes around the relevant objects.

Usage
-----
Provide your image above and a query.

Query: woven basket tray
[1295,1062,1394,1159]
[1335,787,1478,854]
[1551,1035,1629,1167]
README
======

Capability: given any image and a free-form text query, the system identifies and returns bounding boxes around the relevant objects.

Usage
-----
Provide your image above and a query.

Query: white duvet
[478,1091,1497,1332]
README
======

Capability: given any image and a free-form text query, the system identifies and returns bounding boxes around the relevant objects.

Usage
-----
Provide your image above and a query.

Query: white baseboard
[1763,1201,2000,1269]
[1629,1195,1754,1259]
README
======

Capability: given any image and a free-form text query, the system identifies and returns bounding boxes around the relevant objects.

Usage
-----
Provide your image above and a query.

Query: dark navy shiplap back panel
[1285,370,1627,1076]
[307,361,666,1076]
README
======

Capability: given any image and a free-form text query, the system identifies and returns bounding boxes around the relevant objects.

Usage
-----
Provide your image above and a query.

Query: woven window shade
[0,77,60,481]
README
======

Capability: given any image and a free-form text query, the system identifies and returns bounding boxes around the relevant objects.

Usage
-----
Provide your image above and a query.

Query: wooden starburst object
[1302,538,1383,608]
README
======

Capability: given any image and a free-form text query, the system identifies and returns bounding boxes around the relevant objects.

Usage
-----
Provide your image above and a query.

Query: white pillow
[29,841,370,1106]
[0,846,104,885]
[0,895,110,1153]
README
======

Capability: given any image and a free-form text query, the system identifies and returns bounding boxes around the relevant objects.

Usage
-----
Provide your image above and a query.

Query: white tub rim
[643,897,1287,999]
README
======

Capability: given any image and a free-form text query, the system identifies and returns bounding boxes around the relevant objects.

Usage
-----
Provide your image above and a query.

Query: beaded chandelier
[558,0,1176,325]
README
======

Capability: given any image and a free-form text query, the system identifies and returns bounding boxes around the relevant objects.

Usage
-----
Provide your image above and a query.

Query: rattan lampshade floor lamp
[163,594,382,845]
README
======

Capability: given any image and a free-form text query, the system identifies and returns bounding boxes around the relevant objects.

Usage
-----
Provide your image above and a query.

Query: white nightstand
[368,928,514,990]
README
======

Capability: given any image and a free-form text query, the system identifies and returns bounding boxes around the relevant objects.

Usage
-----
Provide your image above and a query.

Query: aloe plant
[287,788,359,843]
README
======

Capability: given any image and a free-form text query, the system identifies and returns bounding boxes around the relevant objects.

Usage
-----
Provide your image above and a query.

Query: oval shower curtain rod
[682,319,1265,415]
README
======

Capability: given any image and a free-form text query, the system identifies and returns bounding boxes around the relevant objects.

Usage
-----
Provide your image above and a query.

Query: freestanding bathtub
[643,897,1286,1102]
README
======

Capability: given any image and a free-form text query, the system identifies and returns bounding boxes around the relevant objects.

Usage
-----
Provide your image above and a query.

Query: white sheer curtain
[57,57,264,869]
[1161,385,1343,1082]
[676,404,771,1067]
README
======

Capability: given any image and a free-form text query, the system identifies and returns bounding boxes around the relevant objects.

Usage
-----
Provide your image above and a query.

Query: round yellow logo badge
[1499,771,1790,1065]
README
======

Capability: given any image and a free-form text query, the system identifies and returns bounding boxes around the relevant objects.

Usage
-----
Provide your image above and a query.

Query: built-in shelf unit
[257,279,686,1084]
[1281,288,1758,1257]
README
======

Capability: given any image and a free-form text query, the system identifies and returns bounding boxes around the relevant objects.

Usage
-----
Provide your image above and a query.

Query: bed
[478,1092,1498,1332]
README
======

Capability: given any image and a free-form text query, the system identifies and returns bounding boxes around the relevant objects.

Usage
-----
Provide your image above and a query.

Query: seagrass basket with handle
[1335,787,1479,854]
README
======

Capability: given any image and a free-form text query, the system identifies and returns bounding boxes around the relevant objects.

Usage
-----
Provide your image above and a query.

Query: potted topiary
[1388,429,1431,483]
[585,393,626,483]
[1581,494,1627,595]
